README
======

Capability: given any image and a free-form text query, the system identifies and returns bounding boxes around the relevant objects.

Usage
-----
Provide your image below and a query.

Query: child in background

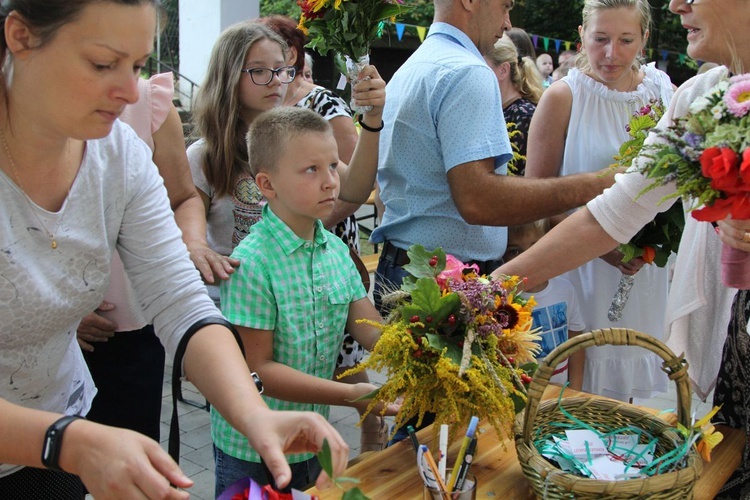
[503,219,585,389]
[535,53,555,88]
[214,107,398,493]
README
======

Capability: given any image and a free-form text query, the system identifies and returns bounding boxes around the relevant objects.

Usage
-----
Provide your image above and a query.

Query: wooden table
[307,386,744,499]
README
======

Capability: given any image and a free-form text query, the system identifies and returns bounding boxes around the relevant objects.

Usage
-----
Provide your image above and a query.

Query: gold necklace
[0,126,71,249]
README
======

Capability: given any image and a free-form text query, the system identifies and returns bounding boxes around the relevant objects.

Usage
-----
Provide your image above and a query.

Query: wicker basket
[515,328,702,499]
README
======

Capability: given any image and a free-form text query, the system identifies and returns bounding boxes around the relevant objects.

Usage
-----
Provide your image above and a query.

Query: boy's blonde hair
[508,218,551,242]
[247,107,332,177]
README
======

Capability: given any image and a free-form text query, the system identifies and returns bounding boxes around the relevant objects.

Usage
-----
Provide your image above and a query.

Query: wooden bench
[361,253,380,274]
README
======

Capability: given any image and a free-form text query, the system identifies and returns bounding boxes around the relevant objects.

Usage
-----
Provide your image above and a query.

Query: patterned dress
[714,290,750,499]
[503,97,536,176]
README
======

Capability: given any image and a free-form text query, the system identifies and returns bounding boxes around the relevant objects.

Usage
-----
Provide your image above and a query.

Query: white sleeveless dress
[559,64,674,401]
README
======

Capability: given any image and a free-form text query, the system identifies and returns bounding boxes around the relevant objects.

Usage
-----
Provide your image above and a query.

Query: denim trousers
[213,445,322,497]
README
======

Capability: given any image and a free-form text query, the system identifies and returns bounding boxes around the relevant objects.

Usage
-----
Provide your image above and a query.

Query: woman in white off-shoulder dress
[525,0,674,401]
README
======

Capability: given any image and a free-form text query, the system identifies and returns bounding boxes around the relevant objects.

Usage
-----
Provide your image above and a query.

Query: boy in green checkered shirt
[213,107,398,493]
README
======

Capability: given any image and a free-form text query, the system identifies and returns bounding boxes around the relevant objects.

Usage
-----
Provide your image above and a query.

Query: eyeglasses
[241,66,296,85]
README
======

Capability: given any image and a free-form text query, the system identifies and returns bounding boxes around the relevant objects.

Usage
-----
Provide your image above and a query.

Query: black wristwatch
[41,415,83,472]
[251,371,264,394]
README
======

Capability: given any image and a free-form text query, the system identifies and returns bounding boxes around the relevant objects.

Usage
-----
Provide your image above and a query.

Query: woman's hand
[598,249,646,275]
[186,241,240,284]
[717,217,750,252]
[239,408,350,490]
[352,65,385,123]
[64,421,193,499]
[76,302,117,352]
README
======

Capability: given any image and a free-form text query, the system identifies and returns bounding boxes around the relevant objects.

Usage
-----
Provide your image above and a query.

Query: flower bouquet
[342,245,540,442]
[636,72,750,288]
[297,0,410,114]
[608,100,685,321]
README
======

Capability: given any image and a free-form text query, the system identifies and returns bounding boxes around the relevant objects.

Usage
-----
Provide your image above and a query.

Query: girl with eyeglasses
[188,21,384,307]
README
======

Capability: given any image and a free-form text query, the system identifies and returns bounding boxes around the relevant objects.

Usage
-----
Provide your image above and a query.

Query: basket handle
[521,328,692,445]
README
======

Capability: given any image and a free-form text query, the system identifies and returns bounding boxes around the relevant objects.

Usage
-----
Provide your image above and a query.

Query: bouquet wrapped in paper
[342,245,540,442]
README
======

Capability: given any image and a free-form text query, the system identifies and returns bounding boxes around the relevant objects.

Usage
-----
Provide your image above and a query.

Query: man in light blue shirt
[372,0,615,313]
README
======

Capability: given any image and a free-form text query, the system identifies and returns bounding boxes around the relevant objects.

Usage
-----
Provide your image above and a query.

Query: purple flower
[683,132,703,149]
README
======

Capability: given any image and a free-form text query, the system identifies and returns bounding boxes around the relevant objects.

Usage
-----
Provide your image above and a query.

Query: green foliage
[260,0,301,17]
[317,439,369,499]
[302,2,411,60]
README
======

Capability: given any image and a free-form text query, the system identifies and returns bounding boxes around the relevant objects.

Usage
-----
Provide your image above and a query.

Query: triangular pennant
[648,48,654,59]
[678,53,686,64]
[555,39,561,53]
[543,37,550,51]
[532,34,539,48]
[564,41,572,51]
[661,50,669,60]
[396,23,405,41]
[416,25,427,42]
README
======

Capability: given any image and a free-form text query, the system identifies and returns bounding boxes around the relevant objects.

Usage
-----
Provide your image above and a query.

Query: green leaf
[342,486,371,500]
[317,438,334,479]
[403,245,446,279]
[346,387,380,402]
[425,333,463,365]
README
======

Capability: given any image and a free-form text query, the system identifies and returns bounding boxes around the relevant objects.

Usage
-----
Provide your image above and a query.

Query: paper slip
[588,455,634,481]
[607,434,638,453]
[565,429,608,458]
[623,443,655,467]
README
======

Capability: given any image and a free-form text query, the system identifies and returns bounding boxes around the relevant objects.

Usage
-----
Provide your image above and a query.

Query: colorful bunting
[395,22,405,41]
[374,22,691,66]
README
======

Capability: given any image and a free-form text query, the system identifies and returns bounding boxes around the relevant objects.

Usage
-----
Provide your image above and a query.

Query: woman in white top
[0,1,349,497]
[499,0,750,496]
[525,0,675,402]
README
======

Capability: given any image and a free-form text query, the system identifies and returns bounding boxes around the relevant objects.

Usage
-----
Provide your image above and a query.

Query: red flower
[692,197,734,222]
[741,148,750,185]
[701,147,741,193]
[731,194,750,219]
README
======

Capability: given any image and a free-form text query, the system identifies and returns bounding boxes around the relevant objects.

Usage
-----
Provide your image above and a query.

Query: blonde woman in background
[485,34,544,175]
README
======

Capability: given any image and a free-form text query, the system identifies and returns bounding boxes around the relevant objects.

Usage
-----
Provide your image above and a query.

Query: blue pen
[446,416,479,491]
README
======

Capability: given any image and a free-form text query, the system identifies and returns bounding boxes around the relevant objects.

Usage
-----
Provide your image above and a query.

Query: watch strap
[41,415,83,472]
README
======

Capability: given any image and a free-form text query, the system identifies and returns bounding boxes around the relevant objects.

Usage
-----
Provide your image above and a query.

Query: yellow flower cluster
[342,319,529,443]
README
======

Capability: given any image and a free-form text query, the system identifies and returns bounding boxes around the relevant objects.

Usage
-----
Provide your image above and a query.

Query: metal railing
[145,56,200,112]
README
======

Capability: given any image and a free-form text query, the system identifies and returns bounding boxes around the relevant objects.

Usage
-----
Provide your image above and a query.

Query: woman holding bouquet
[498,0,750,496]
[524,0,675,403]
[0,0,351,498]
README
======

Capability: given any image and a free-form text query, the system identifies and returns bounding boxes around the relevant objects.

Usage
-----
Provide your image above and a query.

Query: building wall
[178,0,259,109]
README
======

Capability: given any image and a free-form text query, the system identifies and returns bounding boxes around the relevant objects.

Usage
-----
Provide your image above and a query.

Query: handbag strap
[169,317,244,463]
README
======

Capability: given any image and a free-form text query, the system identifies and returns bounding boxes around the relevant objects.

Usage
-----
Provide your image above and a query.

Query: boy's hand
[349,383,401,416]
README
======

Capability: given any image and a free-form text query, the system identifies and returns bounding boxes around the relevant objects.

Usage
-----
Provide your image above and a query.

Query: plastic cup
[422,469,477,500]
